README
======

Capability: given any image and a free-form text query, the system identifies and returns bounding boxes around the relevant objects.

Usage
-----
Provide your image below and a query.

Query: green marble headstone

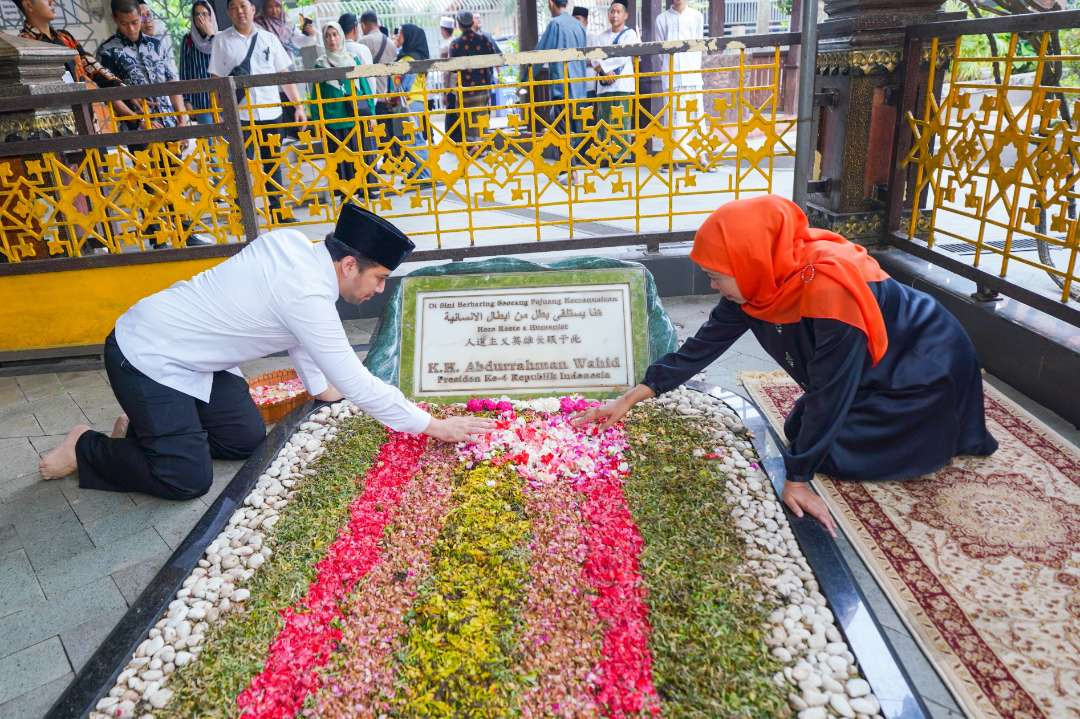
[364,256,678,401]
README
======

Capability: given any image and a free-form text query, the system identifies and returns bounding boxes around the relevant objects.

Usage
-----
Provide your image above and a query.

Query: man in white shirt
[208,0,307,220]
[654,0,704,161]
[39,205,493,499]
[592,0,640,165]
[339,12,373,65]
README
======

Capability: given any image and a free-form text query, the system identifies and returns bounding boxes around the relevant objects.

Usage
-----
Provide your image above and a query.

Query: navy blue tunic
[642,278,998,482]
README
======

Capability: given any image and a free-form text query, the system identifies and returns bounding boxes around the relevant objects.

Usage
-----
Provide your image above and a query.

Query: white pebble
[849,695,880,715]
[148,687,173,709]
[846,678,870,697]
[830,692,856,718]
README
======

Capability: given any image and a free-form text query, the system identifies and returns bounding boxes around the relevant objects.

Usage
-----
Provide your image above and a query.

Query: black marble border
[685,381,933,719]
[45,400,320,719]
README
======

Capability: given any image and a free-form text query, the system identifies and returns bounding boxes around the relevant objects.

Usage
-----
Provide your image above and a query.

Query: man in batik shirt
[447,11,501,145]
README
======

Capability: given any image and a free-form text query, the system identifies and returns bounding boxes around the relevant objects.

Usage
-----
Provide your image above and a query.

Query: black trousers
[75,332,265,500]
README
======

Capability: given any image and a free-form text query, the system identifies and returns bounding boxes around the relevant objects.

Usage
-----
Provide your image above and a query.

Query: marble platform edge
[44,400,320,719]
[685,381,934,719]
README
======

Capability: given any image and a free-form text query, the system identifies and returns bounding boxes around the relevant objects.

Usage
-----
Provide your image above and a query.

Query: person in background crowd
[255,0,316,56]
[99,0,205,249]
[654,0,704,162]
[137,0,177,75]
[438,15,455,58]
[359,10,400,165]
[12,0,128,259]
[447,10,501,148]
[536,0,587,184]
[15,0,131,120]
[179,0,217,124]
[310,21,380,200]
[592,0,639,165]
[209,0,307,222]
[339,12,373,64]
[572,6,589,29]
[392,24,432,183]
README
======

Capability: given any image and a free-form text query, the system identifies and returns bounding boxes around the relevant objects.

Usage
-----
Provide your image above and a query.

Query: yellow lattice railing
[0,36,796,263]
[903,30,1080,302]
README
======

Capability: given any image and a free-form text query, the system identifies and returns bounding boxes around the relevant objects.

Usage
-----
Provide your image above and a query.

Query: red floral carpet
[741,371,1080,719]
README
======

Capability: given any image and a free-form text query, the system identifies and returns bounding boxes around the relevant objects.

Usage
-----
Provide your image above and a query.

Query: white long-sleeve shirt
[594,26,640,95]
[114,230,431,434]
[654,6,704,90]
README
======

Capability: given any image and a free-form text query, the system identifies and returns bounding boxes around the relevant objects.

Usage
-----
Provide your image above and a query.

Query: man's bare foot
[39,424,91,480]
[111,414,129,439]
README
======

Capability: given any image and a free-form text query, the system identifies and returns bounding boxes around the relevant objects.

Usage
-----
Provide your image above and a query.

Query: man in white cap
[39,205,493,499]
[438,15,455,58]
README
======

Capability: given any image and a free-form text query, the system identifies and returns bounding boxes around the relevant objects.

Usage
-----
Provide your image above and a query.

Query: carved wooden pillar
[708,0,725,37]
[519,0,539,51]
[806,0,955,242]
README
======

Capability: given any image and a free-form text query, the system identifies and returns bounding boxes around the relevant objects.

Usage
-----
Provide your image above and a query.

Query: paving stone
[81,495,195,547]
[0,480,71,532]
[0,438,42,483]
[154,501,211,549]
[0,378,27,407]
[35,526,169,598]
[68,385,121,416]
[57,370,107,390]
[0,576,126,657]
[0,405,43,439]
[28,434,66,456]
[0,636,71,705]
[0,669,73,719]
[0,472,47,503]
[111,548,172,606]
[15,375,66,402]
[15,503,94,572]
[0,524,20,556]
[0,549,45,619]
[61,605,128,672]
[921,696,968,719]
[28,395,90,436]
[62,483,137,526]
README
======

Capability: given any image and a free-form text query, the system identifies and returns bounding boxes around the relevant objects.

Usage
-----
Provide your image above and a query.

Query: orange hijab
[690,196,890,365]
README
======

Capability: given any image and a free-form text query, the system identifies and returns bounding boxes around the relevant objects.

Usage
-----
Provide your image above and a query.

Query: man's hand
[424,415,496,443]
[293,105,308,124]
[781,481,837,537]
[314,385,344,402]
[572,397,632,432]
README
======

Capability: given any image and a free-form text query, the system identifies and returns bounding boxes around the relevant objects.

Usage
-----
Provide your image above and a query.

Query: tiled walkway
[0,299,1075,718]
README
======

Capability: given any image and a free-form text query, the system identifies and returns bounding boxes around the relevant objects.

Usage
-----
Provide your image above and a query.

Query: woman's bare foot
[111,414,129,439]
[39,424,91,480]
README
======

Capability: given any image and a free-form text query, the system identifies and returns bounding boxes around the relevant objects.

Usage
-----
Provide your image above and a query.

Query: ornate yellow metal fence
[901,24,1080,304]
[0,34,798,263]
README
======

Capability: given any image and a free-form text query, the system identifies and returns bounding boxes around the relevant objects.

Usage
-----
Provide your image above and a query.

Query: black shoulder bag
[228,34,260,101]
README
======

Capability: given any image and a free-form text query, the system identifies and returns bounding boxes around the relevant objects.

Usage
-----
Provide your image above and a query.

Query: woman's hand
[781,481,837,538]
[424,415,496,443]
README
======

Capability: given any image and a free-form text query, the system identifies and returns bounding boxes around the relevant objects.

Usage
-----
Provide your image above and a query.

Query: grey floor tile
[0,576,125,658]
[80,403,124,428]
[57,370,107,390]
[60,606,128,673]
[0,670,73,719]
[0,636,71,705]
[922,696,969,719]
[153,501,212,549]
[67,385,120,414]
[0,438,43,483]
[28,434,66,456]
[28,395,90,436]
[0,472,48,503]
[111,549,172,606]
[16,505,94,572]
[15,375,66,402]
[62,484,137,526]
[0,480,71,526]
[0,524,20,556]
[81,495,194,547]
[35,527,169,598]
[0,406,44,439]
[0,380,27,408]
[0,549,45,620]
[833,532,907,635]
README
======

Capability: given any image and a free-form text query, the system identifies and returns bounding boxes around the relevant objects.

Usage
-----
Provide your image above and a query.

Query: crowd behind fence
[0,33,798,263]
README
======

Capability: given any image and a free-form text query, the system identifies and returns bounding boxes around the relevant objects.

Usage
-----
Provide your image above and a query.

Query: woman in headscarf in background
[309,20,379,200]
[179,0,216,124]
[255,0,315,55]
[392,23,431,182]
[577,195,998,534]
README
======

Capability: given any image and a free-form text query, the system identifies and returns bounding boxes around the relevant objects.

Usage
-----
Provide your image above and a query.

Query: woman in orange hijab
[580,196,997,534]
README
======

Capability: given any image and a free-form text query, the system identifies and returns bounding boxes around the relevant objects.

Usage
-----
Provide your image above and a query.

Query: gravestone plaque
[398,268,650,400]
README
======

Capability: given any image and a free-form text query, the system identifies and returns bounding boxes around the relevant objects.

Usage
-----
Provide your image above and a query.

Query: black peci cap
[332,204,415,270]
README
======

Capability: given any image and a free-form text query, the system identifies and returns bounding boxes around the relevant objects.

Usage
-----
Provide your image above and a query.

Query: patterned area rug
[741,371,1080,719]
